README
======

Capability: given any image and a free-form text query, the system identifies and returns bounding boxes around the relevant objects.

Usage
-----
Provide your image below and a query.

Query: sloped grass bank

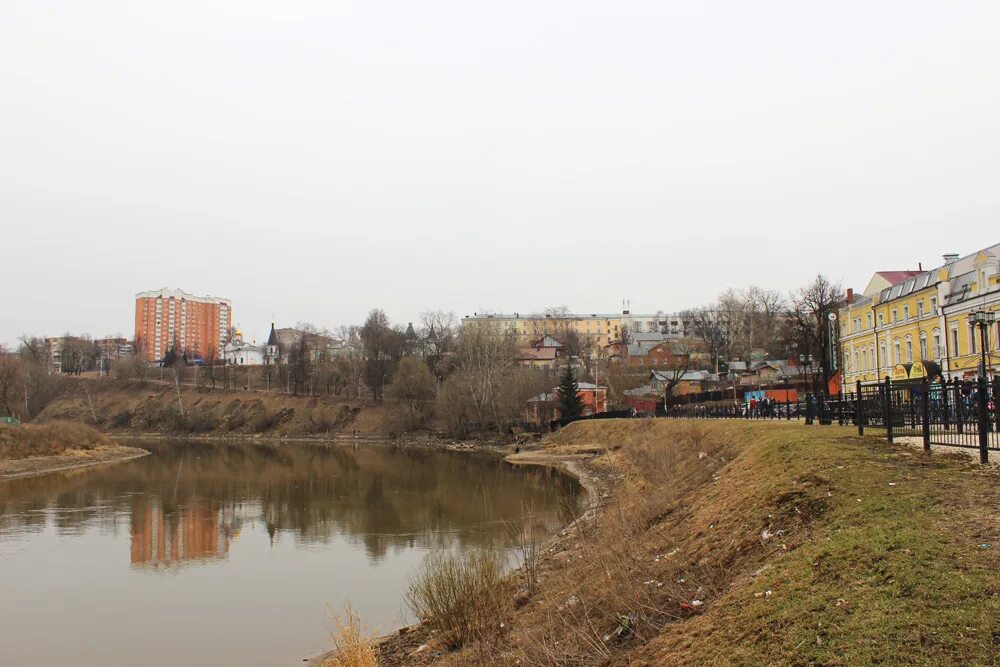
[0,420,111,459]
[396,420,999,666]
[0,420,147,479]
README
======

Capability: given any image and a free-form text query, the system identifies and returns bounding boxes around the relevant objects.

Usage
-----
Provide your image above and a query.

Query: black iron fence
[665,399,804,421]
[656,376,1000,464]
[850,376,1000,463]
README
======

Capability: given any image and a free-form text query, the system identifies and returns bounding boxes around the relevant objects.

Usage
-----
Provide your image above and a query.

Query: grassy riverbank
[0,421,148,479]
[0,420,111,458]
[371,420,1000,666]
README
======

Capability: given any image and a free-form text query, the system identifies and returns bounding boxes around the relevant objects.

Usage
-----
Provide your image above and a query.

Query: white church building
[221,323,280,366]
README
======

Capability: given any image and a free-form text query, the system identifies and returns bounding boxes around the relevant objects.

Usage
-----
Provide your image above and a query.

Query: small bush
[406,549,512,649]
[184,411,217,433]
[322,603,379,667]
[110,410,133,429]
[247,409,277,433]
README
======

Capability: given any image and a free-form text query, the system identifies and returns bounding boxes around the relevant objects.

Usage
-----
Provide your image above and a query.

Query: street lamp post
[799,354,813,389]
[971,309,996,378]
[731,370,739,413]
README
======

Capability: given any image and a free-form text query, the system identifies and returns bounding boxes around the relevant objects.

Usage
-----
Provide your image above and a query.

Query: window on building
[903,306,909,321]
[917,301,924,317]
[919,332,928,360]
[878,313,884,326]
[930,297,937,315]
[891,309,898,324]
[867,313,873,329]
[969,324,977,354]
[905,336,913,363]
[893,338,901,364]
[950,327,959,356]
[932,329,941,358]
[879,341,887,368]
[852,349,858,372]
[861,348,867,371]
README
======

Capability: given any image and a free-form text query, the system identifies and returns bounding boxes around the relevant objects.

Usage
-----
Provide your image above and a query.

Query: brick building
[134,288,232,363]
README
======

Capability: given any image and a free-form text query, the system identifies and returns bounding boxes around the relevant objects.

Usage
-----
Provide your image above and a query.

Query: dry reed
[323,603,379,667]
[406,548,512,649]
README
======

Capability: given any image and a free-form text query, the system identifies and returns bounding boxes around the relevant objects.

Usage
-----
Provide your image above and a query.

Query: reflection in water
[2,440,580,564]
[130,502,232,569]
[0,440,580,667]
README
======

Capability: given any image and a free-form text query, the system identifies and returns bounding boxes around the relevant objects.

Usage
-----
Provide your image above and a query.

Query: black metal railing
[656,376,1000,464]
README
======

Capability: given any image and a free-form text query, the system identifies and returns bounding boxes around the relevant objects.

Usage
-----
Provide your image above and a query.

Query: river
[0,439,581,666]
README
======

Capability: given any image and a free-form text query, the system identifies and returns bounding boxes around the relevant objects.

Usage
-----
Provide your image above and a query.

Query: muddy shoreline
[0,445,151,481]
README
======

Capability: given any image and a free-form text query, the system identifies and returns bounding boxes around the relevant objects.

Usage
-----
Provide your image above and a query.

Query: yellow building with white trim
[461,311,689,350]
[839,243,1000,385]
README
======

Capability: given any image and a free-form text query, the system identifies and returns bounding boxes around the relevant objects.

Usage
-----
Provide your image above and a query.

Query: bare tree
[81,381,100,424]
[16,336,65,418]
[604,362,646,410]
[0,348,24,419]
[418,310,458,377]
[654,341,696,408]
[130,335,151,385]
[745,286,788,358]
[336,325,366,398]
[203,344,219,390]
[386,356,437,430]
[360,309,403,399]
[58,335,98,375]
[683,306,728,372]
[288,333,313,396]
[455,319,517,429]
[787,274,843,390]
[169,355,186,419]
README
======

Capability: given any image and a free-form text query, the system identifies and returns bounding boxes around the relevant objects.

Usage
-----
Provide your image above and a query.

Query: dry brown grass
[0,420,112,459]
[498,420,750,666]
[406,549,513,651]
[418,419,998,667]
[323,604,380,667]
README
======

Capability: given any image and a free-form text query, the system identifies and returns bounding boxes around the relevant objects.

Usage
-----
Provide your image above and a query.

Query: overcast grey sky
[1,1,997,346]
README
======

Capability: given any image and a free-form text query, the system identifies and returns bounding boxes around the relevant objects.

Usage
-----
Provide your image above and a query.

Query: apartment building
[838,243,1000,385]
[461,310,686,349]
[134,288,231,362]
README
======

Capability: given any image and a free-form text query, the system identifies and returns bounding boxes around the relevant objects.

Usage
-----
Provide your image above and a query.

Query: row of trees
[0,338,72,421]
[682,274,844,386]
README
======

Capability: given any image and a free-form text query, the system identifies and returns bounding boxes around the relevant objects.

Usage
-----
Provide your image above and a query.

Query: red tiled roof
[876,270,923,285]
[517,347,558,361]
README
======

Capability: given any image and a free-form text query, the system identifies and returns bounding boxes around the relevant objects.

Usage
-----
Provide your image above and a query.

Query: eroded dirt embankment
[366,419,1000,667]
[34,377,396,437]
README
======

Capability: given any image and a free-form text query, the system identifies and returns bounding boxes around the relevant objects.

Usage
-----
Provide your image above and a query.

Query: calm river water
[0,439,581,667]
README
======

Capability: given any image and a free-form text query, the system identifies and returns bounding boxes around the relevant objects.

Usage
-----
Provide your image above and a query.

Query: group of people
[746,396,780,418]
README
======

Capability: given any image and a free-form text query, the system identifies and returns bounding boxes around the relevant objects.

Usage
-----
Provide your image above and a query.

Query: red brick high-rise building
[134,288,232,362]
